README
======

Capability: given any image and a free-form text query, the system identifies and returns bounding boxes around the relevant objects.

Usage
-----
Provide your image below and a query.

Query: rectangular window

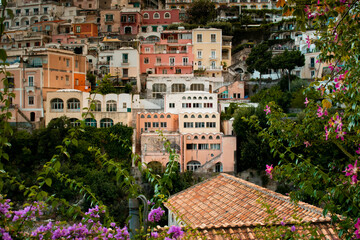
[105,14,114,22]
[123,69,128,77]
[144,122,151,130]
[193,103,202,108]
[156,57,161,64]
[28,96,34,105]
[182,57,188,66]
[142,26,147,33]
[75,79,79,86]
[123,102,127,108]
[195,122,205,128]
[75,60,79,68]
[198,144,209,150]
[210,143,220,150]
[144,57,149,64]
[28,76,34,87]
[169,103,175,108]
[182,103,192,108]
[66,59,69,67]
[211,50,216,59]
[66,75,69,85]
[184,122,193,128]
[204,103,213,108]
[76,26,81,33]
[160,122,167,128]
[206,122,216,128]
[211,34,216,42]
[152,26,158,32]
[310,57,315,68]
[162,69,167,74]
[197,34,202,42]
[122,53,128,63]
[169,57,175,66]
[197,50,202,59]
[186,144,197,150]
[107,25,112,32]
[145,47,150,53]
[198,61,202,68]
[153,122,159,128]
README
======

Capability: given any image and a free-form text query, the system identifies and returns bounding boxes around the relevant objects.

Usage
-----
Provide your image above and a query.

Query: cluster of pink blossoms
[325,114,346,141]
[265,164,273,179]
[316,106,328,118]
[355,219,360,238]
[343,160,359,185]
[264,105,271,115]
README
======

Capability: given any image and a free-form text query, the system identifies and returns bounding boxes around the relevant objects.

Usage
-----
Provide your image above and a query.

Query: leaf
[276,0,286,8]
[0,49,7,62]
[45,178,52,187]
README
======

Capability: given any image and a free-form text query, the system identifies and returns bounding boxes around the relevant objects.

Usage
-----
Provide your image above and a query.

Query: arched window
[187,97,191,100]
[182,96,186,100]
[67,98,80,110]
[124,26,132,34]
[212,114,216,118]
[193,96,197,100]
[204,97,208,100]
[167,115,171,118]
[153,12,160,19]
[199,97,202,100]
[100,118,114,128]
[85,118,97,127]
[216,136,220,139]
[51,98,64,111]
[198,115,202,118]
[184,115,188,118]
[205,115,209,118]
[190,84,204,91]
[147,115,151,118]
[201,136,205,139]
[209,97,213,100]
[154,115,158,118]
[191,115,195,118]
[141,115,145,118]
[194,136,198,139]
[69,118,80,127]
[209,135,213,139]
[171,84,185,93]
[106,100,117,112]
[148,161,163,173]
[164,12,171,19]
[143,13,149,19]
[93,100,101,111]
[160,115,164,118]
[215,162,223,172]
[187,161,201,171]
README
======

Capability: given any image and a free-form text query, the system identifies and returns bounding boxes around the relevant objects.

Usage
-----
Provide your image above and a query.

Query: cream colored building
[178,112,220,134]
[45,90,133,127]
[192,28,223,78]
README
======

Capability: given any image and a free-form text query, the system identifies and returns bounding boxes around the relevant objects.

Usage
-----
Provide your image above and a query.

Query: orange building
[72,23,98,38]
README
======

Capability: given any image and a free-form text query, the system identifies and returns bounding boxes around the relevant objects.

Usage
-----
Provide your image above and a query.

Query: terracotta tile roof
[164,173,340,239]
[165,173,332,226]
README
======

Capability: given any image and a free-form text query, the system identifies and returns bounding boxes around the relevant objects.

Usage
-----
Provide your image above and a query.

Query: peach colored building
[0,48,89,128]
[100,10,121,35]
[72,23,98,38]
[216,81,245,100]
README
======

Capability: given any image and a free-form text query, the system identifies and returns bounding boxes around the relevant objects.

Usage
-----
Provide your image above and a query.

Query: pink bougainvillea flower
[304,97,309,107]
[304,141,311,148]
[344,160,359,184]
[354,218,360,238]
[264,105,271,115]
[265,164,273,179]
[336,129,346,141]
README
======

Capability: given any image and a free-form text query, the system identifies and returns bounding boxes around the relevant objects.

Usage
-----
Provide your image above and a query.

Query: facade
[73,0,99,10]
[119,10,141,37]
[72,23,98,38]
[192,28,223,78]
[100,10,121,36]
[0,48,89,127]
[215,81,245,100]
[140,29,193,75]
[45,90,133,127]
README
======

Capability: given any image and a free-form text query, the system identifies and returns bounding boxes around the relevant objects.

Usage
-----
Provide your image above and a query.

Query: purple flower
[110,222,116,227]
[148,207,165,222]
[167,225,184,239]
[355,218,360,238]
[290,225,296,232]
[151,231,159,238]
[265,164,273,179]
[304,97,309,107]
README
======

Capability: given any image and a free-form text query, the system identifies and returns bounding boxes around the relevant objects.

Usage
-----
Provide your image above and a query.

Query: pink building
[216,81,246,99]
[140,29,194,75]
[141,9,180,26]
[120,11,141,36]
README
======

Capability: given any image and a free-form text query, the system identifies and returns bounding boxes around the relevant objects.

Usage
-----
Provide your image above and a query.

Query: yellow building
[192,28,223,78]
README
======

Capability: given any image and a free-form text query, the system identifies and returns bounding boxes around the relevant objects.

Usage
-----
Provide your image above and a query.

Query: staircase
[195,153,222,173]
[15,106,35,129]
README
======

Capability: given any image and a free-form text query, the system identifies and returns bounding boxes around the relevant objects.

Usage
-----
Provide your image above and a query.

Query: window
[204,103,213,108]
[147,115,151,118]
[145,47,150,53]
[152,26,158,32]
[211,50,216,59]
[93,100,101,111]
[123,102,127,108]
[76,26,81,33]
[66,59,70,67]
[197,34,202,42]
[198,115,202,118]
[100,118,114,128]
[210,144,221,150]
[124,27,132,34]
[216,136,220,139]
[75,60,79,68]
[121,16,127,22]
[211,34,216,42]
[85,118,97,127]
[198,144,209,150]
[212,114,216,118]
[160,122,167,127]
[152,83,166,98]
[186,144,197,150]
[153,122,159,127]
[169,57,175,66]
[66,76,69,85]
[184,122,193,128]
[215,162,222,172]
[164,12,171,18]
[28,76,34,87]
[191,115,195,118]
[197,50,202,59]
[187,161,201,171]
[171,84,185,93]
[207,122,216,128]
[198,61,202,68]
[28,96,34,105]
[143,13,149,19]
[156,57,161,64]
[195,122,205,128]
[106,100,117,112]
[153,12,160,19]
[142,26,147,33]
[144,122,151,130]
[67,98,80,110]
[193,103,202,108]
[190,84,204,91]
[310,57,315,68]
[169,103,175,108]
[123,69,128,77]
[107,25,112,32]
[105,14,114,22]
[201,136,206,139]
[160,115,165,118]
[167,115,171,118]
[182,57,188,66]
[144,57,149,64]
[211,61,216,69]
[154,115,158,118]
[182,103,192,108]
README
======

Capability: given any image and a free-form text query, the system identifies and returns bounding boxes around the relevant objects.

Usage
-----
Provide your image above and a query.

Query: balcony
[308,64,315,68]
[105,18,114,23]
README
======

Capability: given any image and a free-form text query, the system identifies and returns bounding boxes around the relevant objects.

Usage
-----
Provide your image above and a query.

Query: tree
[245,43,272,90]
[186,0,216,25]
[96,74,117,94]
[271,49,305,91]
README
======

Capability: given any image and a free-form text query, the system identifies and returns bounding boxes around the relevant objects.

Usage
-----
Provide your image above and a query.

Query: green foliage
[206,22,233,35]
[251,86,292,111]
[186,0,216,25]
[96,74,117,94]
[166,23,199,30]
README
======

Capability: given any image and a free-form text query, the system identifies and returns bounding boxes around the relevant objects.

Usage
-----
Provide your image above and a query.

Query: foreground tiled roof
[165,173,331,226]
